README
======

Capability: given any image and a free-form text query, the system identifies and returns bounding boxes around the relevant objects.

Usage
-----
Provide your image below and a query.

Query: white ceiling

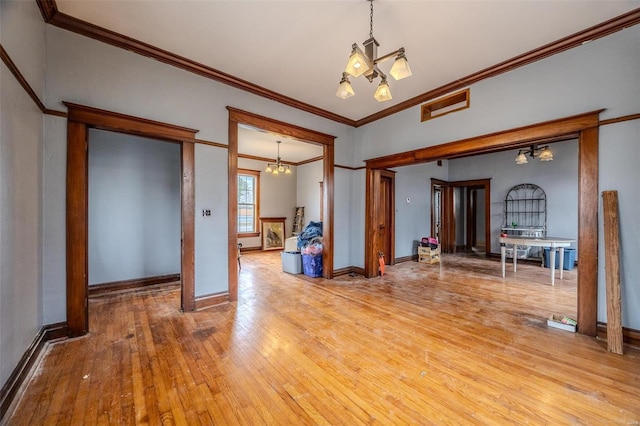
[55,0,639,161]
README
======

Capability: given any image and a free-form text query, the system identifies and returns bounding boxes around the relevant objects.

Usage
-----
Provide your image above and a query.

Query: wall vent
[421,89,470,122]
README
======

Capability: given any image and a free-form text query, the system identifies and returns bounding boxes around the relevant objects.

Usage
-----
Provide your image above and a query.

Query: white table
[500,236,575,286]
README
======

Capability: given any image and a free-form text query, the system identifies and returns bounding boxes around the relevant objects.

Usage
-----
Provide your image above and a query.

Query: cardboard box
[547,314,577,332]
[281,252,302,274]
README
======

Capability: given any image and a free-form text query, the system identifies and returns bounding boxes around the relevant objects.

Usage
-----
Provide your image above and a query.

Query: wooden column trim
[577,126,599,336]
[323,143,335,279]
[66,121,88,336]
[181,142,196,311]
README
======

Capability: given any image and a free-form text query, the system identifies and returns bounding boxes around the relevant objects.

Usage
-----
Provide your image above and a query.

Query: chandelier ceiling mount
[336,0,412,102]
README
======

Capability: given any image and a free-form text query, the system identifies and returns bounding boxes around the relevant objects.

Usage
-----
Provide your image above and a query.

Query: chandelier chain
[369,0,374,39]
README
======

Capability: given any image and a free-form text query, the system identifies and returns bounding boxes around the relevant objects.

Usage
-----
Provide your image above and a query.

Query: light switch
[202,209,211,217]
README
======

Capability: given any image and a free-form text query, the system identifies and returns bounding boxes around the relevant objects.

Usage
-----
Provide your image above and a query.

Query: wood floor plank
[7,253,640,424]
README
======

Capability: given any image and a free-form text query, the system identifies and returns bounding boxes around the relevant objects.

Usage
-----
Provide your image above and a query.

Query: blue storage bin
[302,254,323,277]
[544,248,576,271]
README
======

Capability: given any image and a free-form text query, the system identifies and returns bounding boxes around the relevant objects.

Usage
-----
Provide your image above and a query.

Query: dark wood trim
[36,1,638,126]
[421,88,470,122]
[239,246,263,253]
[364,111,601,335]
[394,255,417,263]
[65,103,197,334]
[599,113,640,126]
[88,274,180,297]
[37,8,354,126]
[577,127,599,336]
[238,232,260,238]
[64,102,197,141]
[66,121,88,336]
[181,142,196,312]
[335,164,366,171]
[333,266,366,277]
[195,139,228,149]
[355,9,640,127]
[228,107,336,295]
[365,110,602,169]
[295,156,324,167]
[227,108,336,146]
[195,293,230,311]
[0,322,68,421]
[36,0,58,22]
[0,44,67,117]
[597,323,640,349]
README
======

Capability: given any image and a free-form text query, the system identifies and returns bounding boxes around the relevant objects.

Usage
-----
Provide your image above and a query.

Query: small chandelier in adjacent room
[265,141,291,175]
[336,0,412,102]
[515,145,554,165]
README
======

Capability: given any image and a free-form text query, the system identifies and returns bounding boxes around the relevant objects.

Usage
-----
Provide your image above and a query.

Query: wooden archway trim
[227,107,336,301]
[364,110,601,336]
[64,102,197,336]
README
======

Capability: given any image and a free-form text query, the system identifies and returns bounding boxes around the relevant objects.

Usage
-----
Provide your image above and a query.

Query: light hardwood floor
[6,252,640,424]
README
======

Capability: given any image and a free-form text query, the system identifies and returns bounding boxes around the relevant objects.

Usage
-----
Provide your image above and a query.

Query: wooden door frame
[430,178,491,255]
[227,107,336,301]
[376,170,396,265]
[365,110,601,336]
[64,102,197,336]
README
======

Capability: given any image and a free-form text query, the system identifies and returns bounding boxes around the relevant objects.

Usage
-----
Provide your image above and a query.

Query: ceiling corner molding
[355,8,640,127]
[37,1,356,127]
[36,0,58,22]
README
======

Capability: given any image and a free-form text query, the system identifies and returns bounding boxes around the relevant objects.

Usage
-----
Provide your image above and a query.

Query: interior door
[376,170,395,265]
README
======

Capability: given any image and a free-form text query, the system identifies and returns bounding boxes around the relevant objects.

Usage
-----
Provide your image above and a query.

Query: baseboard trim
[596,322,640,349]
[0,322,68,421]
[195,293,230,310]
[239,246,262,253]
[88,273,180,297]
[333,266,365,277]
[394,255,417,263]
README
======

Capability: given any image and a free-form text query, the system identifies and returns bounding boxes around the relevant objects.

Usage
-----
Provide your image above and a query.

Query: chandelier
[336,0,412,102]
[265,141,291,175]
[515,145,554,165]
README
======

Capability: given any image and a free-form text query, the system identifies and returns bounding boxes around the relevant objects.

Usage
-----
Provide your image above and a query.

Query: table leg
[550,248,556,286]
[559,247,564,280]
[513,245,517,273]
[500,243,506,277]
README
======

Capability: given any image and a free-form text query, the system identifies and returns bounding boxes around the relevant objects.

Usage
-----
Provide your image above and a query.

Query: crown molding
[36,1,639,128]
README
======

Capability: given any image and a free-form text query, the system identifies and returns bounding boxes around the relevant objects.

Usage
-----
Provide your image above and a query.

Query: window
[238,169,260,236]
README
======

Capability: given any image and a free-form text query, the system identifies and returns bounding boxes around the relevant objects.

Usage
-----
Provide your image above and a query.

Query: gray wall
[392,162,449,259]
[0,0,45,388]
[88,129,181,285]
[296,160,323,225]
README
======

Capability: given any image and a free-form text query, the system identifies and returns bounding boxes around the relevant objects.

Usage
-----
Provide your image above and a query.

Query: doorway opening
[364,111,600,336]
[227,107,336,301]
[431,179,491,255]
[64,103,197,336]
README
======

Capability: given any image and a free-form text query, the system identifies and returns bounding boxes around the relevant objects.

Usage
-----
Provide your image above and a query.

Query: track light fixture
[336,0,412,102]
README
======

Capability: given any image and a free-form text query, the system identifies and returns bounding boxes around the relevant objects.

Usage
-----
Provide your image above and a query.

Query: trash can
[302,254,323,277]
[544,248,576,271]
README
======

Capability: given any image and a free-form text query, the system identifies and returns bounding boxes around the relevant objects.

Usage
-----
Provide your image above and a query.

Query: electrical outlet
[202,209,211,217]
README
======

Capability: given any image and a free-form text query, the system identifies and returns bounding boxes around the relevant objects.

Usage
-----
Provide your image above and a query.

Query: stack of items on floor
[281,221,323,277]
[418,236,440,264]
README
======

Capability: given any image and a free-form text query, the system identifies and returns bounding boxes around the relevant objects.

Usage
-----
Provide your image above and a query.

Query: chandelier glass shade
[336,0,412,102]
[265,141,291,175]
[515,145,553,165]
